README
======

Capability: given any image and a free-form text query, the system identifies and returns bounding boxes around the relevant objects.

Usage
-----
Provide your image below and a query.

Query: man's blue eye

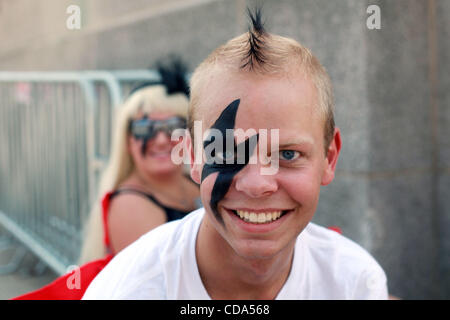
[280,150,300,161]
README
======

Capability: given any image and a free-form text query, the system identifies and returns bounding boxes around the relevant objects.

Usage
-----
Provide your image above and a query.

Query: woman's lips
[148,151,172,158]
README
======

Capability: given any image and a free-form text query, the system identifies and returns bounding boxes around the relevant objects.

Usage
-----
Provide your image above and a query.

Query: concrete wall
[436,0,450,299]
[0,0,448,299]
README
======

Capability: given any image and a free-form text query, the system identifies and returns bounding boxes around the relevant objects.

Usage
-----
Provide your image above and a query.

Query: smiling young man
[83,10,388,300]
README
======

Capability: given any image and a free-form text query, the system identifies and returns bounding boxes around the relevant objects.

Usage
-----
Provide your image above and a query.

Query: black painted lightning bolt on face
[201,99,259,225]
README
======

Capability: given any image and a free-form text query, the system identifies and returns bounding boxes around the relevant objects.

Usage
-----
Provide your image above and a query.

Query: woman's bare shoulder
[107,192,167,253]
[108,191,166,220]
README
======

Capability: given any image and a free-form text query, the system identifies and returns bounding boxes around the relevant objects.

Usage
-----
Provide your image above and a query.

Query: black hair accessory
[156,56,190,97]
[129,55,190,97]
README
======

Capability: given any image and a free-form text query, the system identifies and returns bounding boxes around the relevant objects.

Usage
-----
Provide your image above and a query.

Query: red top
[101,191,114,249]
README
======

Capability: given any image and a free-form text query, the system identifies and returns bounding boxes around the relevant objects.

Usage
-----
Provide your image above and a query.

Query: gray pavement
[0,237,57,300]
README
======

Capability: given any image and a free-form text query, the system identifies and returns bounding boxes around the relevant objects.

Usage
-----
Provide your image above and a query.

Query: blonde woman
[79,60,200,264]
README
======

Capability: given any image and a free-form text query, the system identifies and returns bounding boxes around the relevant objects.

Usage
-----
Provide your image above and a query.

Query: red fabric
[327,226,342,234]
[101,191,114,248]
[12,254,113,300]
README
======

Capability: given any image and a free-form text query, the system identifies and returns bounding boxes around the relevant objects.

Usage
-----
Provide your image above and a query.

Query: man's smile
[222,206,294,229]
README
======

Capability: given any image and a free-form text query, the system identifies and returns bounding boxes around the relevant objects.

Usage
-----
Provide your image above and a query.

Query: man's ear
[321,127,342,186]
[185,130,202,184]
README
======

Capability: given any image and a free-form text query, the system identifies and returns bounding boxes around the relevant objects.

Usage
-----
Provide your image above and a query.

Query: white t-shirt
[82,208,388,300]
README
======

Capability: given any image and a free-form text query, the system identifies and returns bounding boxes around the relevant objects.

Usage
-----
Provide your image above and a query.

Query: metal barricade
[90,70,160,160]
[0,71,159,275]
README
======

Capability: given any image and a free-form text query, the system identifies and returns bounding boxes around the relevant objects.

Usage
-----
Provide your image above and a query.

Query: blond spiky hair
[188,7,335,152]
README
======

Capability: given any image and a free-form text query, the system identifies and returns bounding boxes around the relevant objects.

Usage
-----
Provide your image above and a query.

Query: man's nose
[234,163,278,198]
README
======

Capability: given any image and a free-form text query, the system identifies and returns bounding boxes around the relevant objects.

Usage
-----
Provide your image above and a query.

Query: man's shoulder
[135,207,204,258]
[298,222,387,299]
[82,208,205,299]
[140,207,204,242]
[302,222,379,265]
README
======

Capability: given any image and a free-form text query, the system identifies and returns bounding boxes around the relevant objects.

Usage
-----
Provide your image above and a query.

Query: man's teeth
[235,210,283,224]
